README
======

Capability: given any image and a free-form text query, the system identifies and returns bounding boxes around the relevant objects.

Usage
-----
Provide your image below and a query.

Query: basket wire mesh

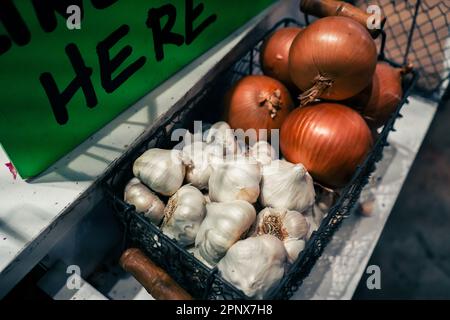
[353,0,450,101]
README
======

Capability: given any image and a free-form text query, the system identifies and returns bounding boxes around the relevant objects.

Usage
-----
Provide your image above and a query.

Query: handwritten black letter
[40,43,97,125]
[97,24,147,93]
[146,4,184,61]
[0,0,31,55]
[185,0,217,45]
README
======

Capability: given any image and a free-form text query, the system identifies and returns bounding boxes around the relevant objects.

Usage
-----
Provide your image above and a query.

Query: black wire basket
[103,15,418,300]
[353,0,450,101]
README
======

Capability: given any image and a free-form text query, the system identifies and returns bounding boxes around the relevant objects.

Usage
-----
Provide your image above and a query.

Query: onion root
[299,75,333,106]
[259,89,282,119]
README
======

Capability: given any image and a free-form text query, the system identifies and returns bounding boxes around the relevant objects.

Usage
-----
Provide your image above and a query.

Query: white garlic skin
[204,194,211,204]
[259,160,315,213]
[195,200,256,266]
[248,141,277,165]
[305,206,324,240]
[253,208,309,240]
[252,207,309,263]
[182,141,213,190]
[183,130,204,147]
[281,209,309,240]
[133,148,185,196]
[284,239,306,263]
[186,246,214,268]
[303,186,331,239]
[124,178,165,225]
[312,204,325,226]
[305,215,317,241]
[161,185,206,247]
[208,157,261,204]
[204,121,240,157]
[217,235,287,299]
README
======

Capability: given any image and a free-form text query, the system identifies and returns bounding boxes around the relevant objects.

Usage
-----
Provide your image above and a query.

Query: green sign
[0,0,273,178]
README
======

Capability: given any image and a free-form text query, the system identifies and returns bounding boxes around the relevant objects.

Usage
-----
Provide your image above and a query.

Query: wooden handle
[300,0,386,38]
[120,248,193,300]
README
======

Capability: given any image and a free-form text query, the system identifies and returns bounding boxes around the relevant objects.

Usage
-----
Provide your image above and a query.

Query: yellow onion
[260,27,303,88]
[345,62,412,128]
[224,75,294,140]
[289,17,377,106]
[280,102,373,188]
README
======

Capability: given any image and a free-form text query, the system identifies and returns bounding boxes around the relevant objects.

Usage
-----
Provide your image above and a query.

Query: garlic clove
[133,148,186,196]
[248,141,277,165]
[282,209,309,240]
[312,203,326,227]
[284,239,306,264]
[259,159,315,213]
[217,234,287,299]
[315,184,338,214]
[204,194,211,204]
[124,177,165,225]
[183,130,204,147]
[161,185,206,247]
[305,206,322,240]
[197,229,230,265]
[252,207,309,263]
[182,141,213,190]
[208,156,261,204]
[305,217,317,241]
[204,121,232,144]
[189,247,215,269]
[204,121,240,158]
[195,200,256,266]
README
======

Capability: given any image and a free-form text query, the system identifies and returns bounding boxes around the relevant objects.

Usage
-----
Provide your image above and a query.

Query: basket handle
[120,248,193,300]
[300,0,386,38]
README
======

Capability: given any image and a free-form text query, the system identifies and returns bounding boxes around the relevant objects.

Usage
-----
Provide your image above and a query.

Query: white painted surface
[38,261,108,300]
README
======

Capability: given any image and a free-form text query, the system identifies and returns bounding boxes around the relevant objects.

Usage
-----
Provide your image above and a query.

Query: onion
[345,62,412,128]
[260,27,302,88]
[280,102,373,188]
[224,75,294,141]
[289,17,377,106]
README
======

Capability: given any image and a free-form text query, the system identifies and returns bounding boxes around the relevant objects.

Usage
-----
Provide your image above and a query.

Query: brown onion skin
[280,102,373,188]
[261,27,302,88]
[224,75,294,141]
[345,62,404,128]
[289,16,377,102]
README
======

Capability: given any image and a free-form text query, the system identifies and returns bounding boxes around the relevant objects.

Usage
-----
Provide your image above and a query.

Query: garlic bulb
[133,148,185,196]
[209,157,261,203]
[195,200,256,265]
[248,141,277,165]
[182,141,212,190]
[161,185,206,247]
[252,207,309,263]
[204,121,239,157]
[217,235,287,299]
[124,178,165,225]
[259,160,315,213]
